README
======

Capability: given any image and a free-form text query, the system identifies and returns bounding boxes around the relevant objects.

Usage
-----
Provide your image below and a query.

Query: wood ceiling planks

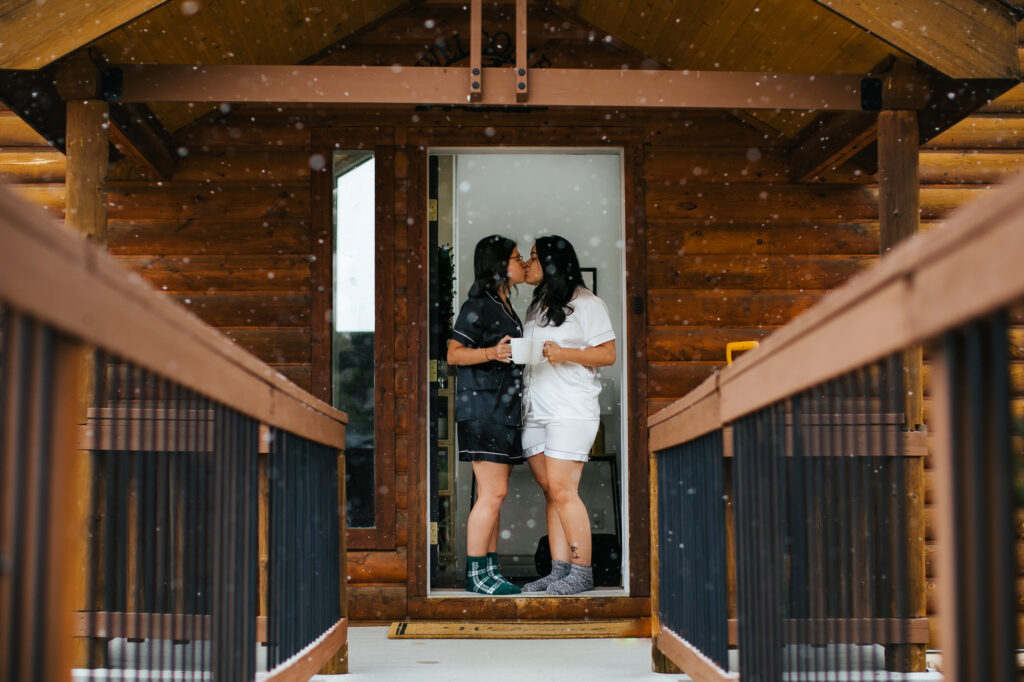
[566,0,904,137]
[82,0,915,139]
[90,0,407,132]
[0,0,169,69]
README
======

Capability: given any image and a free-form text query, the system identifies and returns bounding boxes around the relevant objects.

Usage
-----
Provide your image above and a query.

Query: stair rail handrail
[0,185,349,682]
[649,172,1024,682]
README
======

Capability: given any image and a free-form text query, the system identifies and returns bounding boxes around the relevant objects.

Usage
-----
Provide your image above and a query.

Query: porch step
[388,618,649,639]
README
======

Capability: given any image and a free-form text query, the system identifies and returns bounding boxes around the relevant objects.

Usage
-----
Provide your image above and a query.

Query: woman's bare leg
[527,454,570,562]
[545,458,591,565]
[466,461,510,556]
[543,457,594,595]
[522,453,573,591]
[488,516,499,554]
[487,464,511,553]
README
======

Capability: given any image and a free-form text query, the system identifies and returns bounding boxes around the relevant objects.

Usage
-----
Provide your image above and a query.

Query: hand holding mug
[542,341,567,364]
[488,335,512,363]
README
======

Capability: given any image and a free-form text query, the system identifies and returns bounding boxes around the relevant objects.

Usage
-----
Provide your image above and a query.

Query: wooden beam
[845,73,1017,175]
[811,0,1020,79]
[787,60,930,182]
[56,52,175,179]
[916,73,1019,145]
[107,103,177,180]
[787,110,878,181]
[118,64,866,110]
[0,66,68,152]
[0,0,170,70]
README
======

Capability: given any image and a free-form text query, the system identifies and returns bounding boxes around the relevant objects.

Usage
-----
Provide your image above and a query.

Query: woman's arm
[542,339,615,367]
[447,335,512,365]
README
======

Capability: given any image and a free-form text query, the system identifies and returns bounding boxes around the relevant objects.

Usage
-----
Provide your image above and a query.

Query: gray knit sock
[521,559,571,593]
[546,564,594,595]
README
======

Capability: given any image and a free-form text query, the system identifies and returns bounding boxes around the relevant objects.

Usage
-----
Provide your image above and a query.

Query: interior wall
[445,151,625,575]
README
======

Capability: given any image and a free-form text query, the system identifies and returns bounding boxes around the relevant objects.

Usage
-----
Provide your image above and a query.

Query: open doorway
[427,150,628,594]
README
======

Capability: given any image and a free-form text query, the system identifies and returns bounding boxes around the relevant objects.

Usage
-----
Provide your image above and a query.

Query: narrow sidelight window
[333,151,375,528]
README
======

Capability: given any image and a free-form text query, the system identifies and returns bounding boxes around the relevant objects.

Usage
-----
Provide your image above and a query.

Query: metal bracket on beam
[515,0,528,103]
[860,78,883,111]
[469,0,482,102]
[100,67,123,102]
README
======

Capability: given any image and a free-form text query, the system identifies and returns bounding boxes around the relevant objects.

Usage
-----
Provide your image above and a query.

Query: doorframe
[405,128,649,613]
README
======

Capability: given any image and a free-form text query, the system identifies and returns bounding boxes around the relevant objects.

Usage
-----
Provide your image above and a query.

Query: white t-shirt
[523,287,616,420]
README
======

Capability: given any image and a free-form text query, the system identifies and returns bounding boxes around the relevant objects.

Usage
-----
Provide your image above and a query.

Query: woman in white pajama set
[520,235,616,595]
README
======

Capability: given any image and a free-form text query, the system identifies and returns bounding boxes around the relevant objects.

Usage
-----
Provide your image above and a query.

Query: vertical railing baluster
[2,313,28,681]
[0,306,10,680]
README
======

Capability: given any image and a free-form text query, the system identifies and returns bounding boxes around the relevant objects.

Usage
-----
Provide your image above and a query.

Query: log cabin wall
[917,70,1024,645]
[3,90,1022,628]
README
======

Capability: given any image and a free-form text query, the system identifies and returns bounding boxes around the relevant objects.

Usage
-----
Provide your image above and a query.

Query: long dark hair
[529,235,586,327]
[473,234,516,298]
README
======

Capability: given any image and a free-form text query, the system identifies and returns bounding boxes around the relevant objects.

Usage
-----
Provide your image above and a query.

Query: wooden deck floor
[68,626,948,680]
[329,625,672,682]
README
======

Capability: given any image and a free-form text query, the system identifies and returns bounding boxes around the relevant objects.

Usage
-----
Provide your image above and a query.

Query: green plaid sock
[487,552,521,594]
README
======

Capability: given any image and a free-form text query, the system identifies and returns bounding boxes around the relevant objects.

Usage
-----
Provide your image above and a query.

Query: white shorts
[521,417,599,462]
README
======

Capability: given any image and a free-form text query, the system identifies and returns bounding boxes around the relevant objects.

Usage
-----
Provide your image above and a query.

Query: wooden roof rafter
[53,52,177,180]
[811,0,1023,79]
[0,0,171,70]
[540,0,787,141]
[110,1,871,117]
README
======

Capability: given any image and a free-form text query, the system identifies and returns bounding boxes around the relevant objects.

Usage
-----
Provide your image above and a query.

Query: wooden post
[59,52,110,244]
[318,453,348,674]
[878,108,927,673]
[878,110,919,254]
[59,52,110,668]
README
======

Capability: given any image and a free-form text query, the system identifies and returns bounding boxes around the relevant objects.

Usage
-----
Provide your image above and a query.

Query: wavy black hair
[528,235,586,327]
[473,234,517,298]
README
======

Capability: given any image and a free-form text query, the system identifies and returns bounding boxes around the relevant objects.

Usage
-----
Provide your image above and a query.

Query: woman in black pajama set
[447,235,527,595]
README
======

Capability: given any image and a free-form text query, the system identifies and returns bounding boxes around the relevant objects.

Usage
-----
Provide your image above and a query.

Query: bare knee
[548,480,577,507]
[477,486,508,510]
[534,478,552,500]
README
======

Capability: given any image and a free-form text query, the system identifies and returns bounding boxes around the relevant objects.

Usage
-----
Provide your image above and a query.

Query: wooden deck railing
[0,185,348,682]
[648,172,1024,682]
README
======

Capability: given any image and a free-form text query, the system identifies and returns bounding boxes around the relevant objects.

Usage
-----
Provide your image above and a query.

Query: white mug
[510,338,543,365]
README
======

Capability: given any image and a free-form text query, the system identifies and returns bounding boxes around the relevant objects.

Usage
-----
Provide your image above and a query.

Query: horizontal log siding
[6,93,1023,627]
[643,138,878,415]
[0,105,316,390]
